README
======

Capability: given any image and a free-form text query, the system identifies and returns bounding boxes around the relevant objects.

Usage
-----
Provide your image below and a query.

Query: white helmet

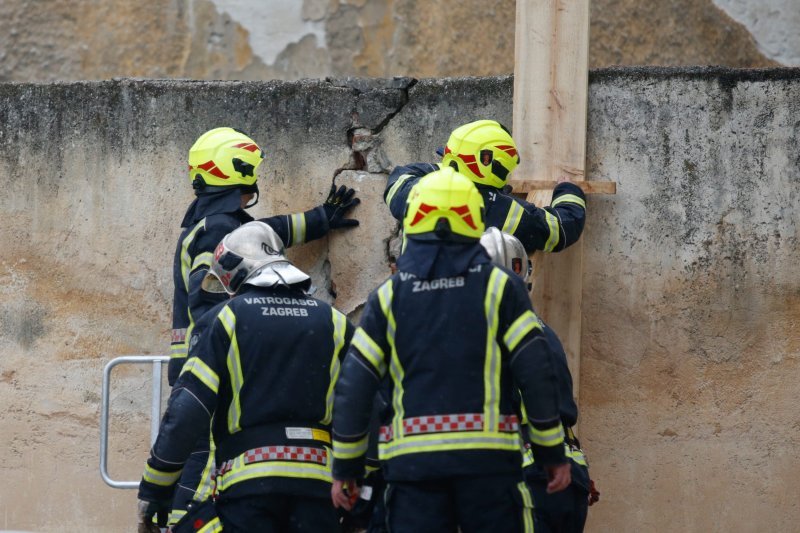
[201,221,311,295]
[480,227,532,285]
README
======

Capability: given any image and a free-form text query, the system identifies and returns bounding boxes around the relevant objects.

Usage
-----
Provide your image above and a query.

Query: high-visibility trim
[504,310,544,352]
[181,356,220,394]
[529,424,565,447]
[216,461,331,492]
[502,201,525,235]
[517,482,535,533]
[543,210,560,252]
[522,443,588,467]
[379,431,520,460]
[378,281,405,441]
[483,268,508,433]
[142,464,181,487]
[217,306,244,433]
[219,446,328,473]
[522,448,535,468]
[191,251,214,272]
[197,517,223,533]
[352,327,387,376]
[333,435,369,460]
[380,414,519,441]
[167,509,186,527]
[291,213,307,246]
[385,174,415,207]
[180,219,206,291]
[217,305,236,336]
[172,328,187,343]
[322,309,347,425]
[170,343,187,361]
[194,436,217,502]
[552,193,586,209]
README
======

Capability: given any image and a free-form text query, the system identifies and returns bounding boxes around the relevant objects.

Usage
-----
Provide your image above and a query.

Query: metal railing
[100,355,169,489]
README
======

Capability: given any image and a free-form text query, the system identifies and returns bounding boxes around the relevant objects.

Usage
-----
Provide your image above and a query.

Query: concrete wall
[0,0,790,84]
[0,69,798,531]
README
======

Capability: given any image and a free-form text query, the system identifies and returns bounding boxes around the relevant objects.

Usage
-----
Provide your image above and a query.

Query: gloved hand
[323,184,360,229]
[137,499,168,533]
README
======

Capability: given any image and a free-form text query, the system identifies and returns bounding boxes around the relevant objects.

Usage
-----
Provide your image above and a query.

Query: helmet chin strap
[245,190,259,208]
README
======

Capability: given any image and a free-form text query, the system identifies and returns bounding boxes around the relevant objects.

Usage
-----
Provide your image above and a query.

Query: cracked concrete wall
[1,71,799,531]
[0,0,792,84]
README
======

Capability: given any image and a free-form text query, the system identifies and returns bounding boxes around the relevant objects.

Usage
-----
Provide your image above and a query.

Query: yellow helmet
[440,120,520,189]
[403,167,485,241]
[188,127,265,188]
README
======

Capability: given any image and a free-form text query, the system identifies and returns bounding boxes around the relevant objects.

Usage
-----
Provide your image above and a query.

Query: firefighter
[480,228,598,533]
[137,221,354,533]
[383,119,586,255]
[331,167,570,533]
[167,127,359,525]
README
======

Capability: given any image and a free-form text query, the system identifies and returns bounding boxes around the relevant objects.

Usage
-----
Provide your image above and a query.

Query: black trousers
[215,493,340,533]
[384,473,529,533]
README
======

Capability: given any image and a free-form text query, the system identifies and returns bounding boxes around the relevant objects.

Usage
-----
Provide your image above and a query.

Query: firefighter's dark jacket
[522,323,590,491]
[384,163,586,254]
[139,284,354,504]
[331,239,566,483]
[168,187,331,385]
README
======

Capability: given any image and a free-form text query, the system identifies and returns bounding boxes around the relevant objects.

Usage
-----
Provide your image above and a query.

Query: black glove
[323,184,360,229]
[137,499,169,532]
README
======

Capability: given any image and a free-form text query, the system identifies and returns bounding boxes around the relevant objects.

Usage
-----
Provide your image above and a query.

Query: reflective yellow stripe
[216,460,331,492]
[529,424,565,447]
[217,306,244,433]
[483,268,508,433]
[333,435,369,460]
[567,446,588,466]
[197,517,223,533]
[194,433,217,502]
[517,482,535,533]
[523,443,588,467]
[291,213,307,245]
[504,310,544,352]
[352,328,387,376]
[218,305,235,336]
[502,201,525,235]
[180,219,206,291]
[543,210,560,252]
[322,309,347,425]
[181,356,220,394]
[379,431,520,460]
[170,343,187,361]
[551,193,586,209]
[142,464,181,486]
[385,174,415,207]
[191,251,214,272]
[167,509,186,526]
[378,281,405,441]
[522,448,535,468]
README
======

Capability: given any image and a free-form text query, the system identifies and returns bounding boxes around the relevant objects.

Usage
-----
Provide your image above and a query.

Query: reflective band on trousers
[218,445,328,476]
[379,413,519,442]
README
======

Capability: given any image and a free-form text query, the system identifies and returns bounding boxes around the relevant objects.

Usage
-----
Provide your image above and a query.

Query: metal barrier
[100,355,169,489]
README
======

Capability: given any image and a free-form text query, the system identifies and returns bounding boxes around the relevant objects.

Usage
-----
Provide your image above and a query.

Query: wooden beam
[508,179,616,196]
[513,0,590,403]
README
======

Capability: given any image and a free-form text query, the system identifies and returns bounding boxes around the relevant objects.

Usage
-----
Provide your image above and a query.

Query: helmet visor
[201,272,228,294]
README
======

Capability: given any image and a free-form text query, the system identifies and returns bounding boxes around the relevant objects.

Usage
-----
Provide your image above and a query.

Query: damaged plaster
[713,0,800,66]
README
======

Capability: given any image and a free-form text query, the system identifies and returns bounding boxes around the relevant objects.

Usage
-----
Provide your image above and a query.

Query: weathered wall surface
[0,70,799,531]
[0,0,789,84]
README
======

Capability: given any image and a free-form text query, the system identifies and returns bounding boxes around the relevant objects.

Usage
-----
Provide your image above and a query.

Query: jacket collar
[397,238,490,279]
[181,188,253,227]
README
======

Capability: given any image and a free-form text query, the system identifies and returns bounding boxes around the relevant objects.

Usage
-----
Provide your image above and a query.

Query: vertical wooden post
[512,0,590,400]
